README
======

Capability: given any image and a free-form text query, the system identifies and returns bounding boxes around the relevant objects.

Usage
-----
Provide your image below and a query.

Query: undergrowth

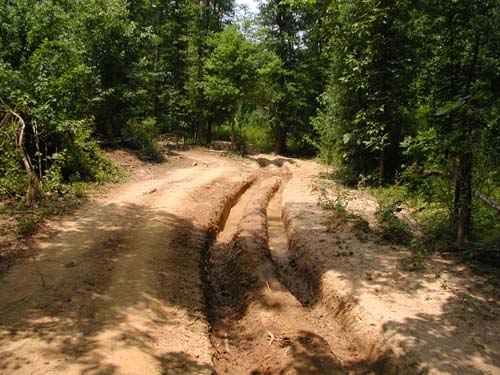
[1,154,122,240]
[313,177,370,241]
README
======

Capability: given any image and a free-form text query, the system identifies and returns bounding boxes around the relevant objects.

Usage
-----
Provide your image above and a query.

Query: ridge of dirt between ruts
[281,159,500,375]
[0,151,259,375]
[207,175,375,375]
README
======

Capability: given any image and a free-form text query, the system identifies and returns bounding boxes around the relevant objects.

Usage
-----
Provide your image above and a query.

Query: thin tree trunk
[274,125,286,155]
[231,112,236,151]
[9,110,40,206]
[379,147,386,183]
[206,117,212,146]
[32,120,42,181]
[453,158,461,228]
[195,109,203,145]
[457,150,472,246]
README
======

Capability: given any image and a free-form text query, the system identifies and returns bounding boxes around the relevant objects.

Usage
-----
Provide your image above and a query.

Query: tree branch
[474,190,500,213]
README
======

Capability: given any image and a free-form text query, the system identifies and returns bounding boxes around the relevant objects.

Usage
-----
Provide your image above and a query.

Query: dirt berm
[281,159,500,375]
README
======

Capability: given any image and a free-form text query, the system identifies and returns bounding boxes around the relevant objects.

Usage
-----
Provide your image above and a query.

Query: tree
[407,0,500,246]
[312,0,413,183]
[203,25,281,151]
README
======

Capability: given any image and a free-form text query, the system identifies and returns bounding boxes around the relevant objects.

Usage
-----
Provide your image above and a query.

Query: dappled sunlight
[280,161,500,374]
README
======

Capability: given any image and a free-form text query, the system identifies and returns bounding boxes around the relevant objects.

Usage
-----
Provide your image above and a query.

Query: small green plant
[318,185,349,216]
[16,215,39,238]
[71,182,87,199]
[375,201,411,245]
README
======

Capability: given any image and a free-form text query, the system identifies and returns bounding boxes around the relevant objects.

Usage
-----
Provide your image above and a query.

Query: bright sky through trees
[236,0,259,13]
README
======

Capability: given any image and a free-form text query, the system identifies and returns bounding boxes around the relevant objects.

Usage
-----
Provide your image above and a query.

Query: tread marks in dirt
[205,170,376,375]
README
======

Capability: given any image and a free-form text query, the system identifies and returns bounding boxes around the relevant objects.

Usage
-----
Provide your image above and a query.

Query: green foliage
[1,0,498,254]
[312,0,413,183]
[375,201,411,245]
[122,117,162,161]
[201,25,282,150]
[309,0,499,249]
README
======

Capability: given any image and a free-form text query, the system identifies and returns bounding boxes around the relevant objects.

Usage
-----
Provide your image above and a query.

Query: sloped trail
[0,152,258,375]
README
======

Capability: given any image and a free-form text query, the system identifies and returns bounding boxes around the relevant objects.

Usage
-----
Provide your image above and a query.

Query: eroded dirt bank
[281,159,500,375]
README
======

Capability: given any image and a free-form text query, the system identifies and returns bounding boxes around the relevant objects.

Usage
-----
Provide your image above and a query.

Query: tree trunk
[206,117,212,145]
[274,125,286,155]
[456,32,480,246]
[379,147,386,183]
[453,158,461,229]
[195,110,203,145]
[457,150,472,246]
[230,113,236,151]
[9,110,40,206]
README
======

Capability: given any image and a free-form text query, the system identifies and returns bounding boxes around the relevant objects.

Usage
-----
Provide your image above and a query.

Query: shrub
[121,117,162,161]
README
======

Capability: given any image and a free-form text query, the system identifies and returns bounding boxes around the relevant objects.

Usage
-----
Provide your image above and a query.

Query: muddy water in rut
[266,177,291,268]
[207,170,375,375]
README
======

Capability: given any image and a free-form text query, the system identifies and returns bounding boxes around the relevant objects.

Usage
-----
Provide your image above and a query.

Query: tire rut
[205,169,376,375]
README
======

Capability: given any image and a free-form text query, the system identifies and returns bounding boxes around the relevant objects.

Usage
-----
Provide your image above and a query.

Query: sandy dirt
[0,150,498,375]
[0,150,257,375]
[281,159,500,375]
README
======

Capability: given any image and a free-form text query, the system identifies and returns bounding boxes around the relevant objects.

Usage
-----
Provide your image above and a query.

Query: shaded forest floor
[0,149,498,375]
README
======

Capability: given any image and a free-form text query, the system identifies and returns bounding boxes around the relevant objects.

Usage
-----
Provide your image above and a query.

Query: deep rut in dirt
[205,169,377,375]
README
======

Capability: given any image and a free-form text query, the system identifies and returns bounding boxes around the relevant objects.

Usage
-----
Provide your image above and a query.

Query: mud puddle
[266,177,290,267]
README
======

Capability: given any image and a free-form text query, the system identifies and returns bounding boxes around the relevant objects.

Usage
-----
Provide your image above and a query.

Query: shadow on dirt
[381,294,499,374]
[0,200,215,375]
[159,352,214,375]
[280,198,500,374]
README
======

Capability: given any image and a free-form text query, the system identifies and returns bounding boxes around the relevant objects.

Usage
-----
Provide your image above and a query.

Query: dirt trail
[0,150,498,375]
[0,151,257,375]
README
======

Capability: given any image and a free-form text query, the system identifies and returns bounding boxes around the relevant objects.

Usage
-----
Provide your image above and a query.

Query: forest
[1,0,499,254]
